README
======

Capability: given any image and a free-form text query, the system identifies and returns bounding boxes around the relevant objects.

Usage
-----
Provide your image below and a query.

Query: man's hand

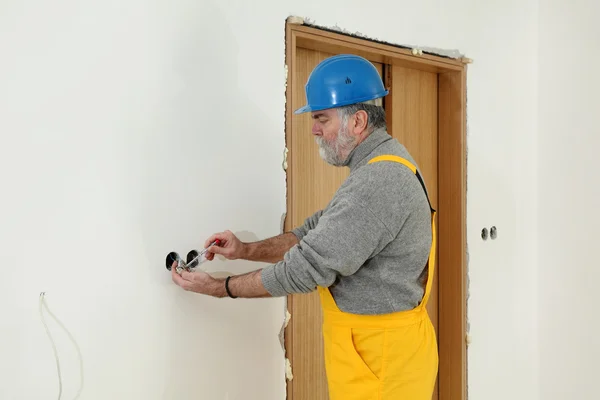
[203,230,246,261]
[170,261,272,299]
[171,261,226,297]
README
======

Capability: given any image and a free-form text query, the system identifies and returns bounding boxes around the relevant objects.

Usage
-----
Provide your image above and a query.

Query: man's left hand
[171,261,225,297]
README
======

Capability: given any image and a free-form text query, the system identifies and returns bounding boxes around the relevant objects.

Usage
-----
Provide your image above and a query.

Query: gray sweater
[261,128,433,315]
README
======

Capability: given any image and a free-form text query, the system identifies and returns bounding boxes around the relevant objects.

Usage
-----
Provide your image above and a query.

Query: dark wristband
[225,276,237,298]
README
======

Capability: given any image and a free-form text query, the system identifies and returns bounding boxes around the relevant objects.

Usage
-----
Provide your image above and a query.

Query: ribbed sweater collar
[345,127,392,171]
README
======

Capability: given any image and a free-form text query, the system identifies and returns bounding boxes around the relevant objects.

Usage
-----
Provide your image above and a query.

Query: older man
[172,54,438,399]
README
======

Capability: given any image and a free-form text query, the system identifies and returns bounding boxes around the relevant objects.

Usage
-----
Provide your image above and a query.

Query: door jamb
[283,19,468,400]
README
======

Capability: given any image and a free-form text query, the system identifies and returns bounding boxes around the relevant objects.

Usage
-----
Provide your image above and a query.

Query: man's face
[311,108,358,166]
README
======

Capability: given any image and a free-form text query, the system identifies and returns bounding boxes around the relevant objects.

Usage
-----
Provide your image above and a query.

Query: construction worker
[171,54,438,399]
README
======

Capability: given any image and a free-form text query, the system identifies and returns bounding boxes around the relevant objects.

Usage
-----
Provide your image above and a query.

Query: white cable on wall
[39,292,84,400]
[39,292,62,399]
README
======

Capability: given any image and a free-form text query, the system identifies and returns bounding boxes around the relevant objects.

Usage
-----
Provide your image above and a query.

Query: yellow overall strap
[367,154,437,309]
[368,155,417,173]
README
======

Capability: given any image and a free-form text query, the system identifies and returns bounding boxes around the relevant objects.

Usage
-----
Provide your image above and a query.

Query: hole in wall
[490,226,497,240]
[186,250,200,268]
[166,252,180,271]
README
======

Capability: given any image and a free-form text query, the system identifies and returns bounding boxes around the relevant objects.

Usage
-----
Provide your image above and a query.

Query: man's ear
[352,110,369,135]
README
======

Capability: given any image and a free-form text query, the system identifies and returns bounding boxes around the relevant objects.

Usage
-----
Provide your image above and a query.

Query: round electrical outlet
[490,226,498,239]
[186,250,200,268]
[481,228,489,240]
[166,252,180,271]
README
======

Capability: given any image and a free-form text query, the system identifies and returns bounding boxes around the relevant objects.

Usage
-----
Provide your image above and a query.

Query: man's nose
[312,123,321,135]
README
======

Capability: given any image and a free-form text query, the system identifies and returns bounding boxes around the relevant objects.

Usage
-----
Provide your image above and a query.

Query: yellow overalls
[317,155,438,400]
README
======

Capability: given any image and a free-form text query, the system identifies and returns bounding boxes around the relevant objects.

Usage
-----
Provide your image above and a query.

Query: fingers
[180,270,194,282]
[204,232,227,248]
[171,254,215,296]
[207,244,226,256]
[205,243,233,262]
[172,261,193,290]
[171,262,184,285]
[203,235,217,248]
[204,230,235,247]
[204,231,232,260]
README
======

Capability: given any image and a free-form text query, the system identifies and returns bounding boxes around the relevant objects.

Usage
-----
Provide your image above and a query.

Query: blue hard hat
[294,54,389,114]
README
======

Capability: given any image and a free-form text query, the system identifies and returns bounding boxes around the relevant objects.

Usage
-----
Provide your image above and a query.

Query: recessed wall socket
[166,251,182,271]
[186,250,200,269]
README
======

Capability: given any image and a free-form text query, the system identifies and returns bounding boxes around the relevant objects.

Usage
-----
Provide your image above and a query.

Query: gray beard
[316,125,357,166]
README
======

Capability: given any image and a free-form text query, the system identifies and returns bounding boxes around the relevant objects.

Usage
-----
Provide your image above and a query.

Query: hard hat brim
[293,89,389,115]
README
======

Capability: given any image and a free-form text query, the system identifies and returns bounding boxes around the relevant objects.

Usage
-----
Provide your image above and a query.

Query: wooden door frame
[283,20,468,400]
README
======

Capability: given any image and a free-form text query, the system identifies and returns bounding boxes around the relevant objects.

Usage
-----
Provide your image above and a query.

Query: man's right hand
[204,230,246,261]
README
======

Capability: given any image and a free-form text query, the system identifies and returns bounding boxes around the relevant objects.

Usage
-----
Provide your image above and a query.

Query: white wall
[538,0,600,399]
[0,0,541,399]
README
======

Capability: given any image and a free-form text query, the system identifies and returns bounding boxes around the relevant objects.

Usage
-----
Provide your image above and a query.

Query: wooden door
[385,64,439,399]
[286,46,439,399]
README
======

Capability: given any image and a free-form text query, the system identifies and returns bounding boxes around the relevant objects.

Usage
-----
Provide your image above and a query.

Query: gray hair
[336,98,387,133]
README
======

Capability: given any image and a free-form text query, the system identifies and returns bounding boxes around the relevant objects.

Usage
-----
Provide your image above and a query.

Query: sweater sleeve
[261,193,394,296]
[290,209,323,240]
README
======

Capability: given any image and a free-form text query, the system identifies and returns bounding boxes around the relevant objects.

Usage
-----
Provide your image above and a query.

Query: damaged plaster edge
[277,212,288,348]
[278,296,288,350]
[463,75,471,396]
[285,358,294,380]
[280,17,290,359]
[277,212,291,357]
[287,15,471,62]
[287,15,304,25]
[284,309,291,327]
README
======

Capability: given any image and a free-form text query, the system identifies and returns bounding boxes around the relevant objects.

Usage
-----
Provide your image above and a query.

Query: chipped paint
[280,212,286,234]
[284,309,291,328]
[287,15,304,25]
[282,147,288,171]
[285,358,294,380]
[278,319,285,351]
[300,16,466,60]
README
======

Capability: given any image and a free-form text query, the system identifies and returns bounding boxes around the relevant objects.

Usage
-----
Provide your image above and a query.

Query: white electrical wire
[39,292,84,400]
[39,292,62,399]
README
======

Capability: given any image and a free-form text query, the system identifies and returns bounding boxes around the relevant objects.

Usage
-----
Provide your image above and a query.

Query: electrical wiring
[39,292,83,400]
